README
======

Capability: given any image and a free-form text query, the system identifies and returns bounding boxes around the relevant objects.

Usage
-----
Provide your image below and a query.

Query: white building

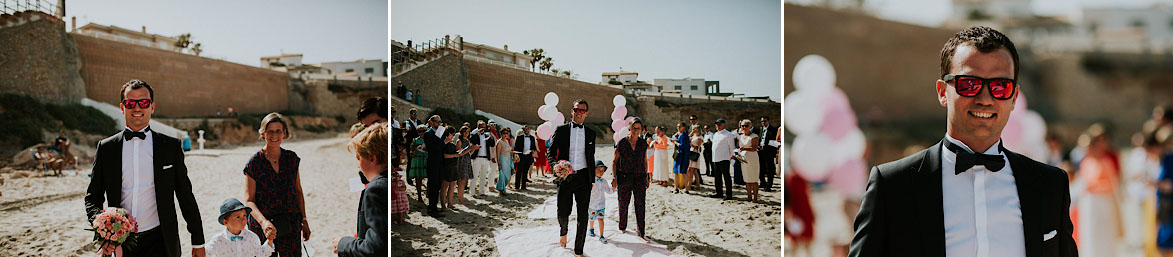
[75,23,181,52]
[260,54,304,69]
[601,71,639,84]
[1082,5,1173,53]
[653,77,707,95]
[321,59,386,77]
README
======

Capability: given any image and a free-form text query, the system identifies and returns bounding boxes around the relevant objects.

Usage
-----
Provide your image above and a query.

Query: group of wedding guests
[644,115,782,202]
[84,79,387,257]
[389,108,550,218]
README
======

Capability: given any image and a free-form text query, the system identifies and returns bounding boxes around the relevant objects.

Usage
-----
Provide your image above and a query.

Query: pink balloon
[611,106,627,121]
[537,122,555,140]
[552,112,565,124]
[612,119,626,132]
[1002,113,1024,149]
[828,158,869,198]
[820,88,856,140]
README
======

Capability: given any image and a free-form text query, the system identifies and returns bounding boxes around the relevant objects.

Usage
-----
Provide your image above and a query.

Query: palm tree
[539,57,553,74]
[191,43,203,56]
[523,48,545,72]
[174,33,193,53]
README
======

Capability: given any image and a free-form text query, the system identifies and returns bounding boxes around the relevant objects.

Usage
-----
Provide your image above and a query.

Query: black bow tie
[123,127,151,141]
[945,140,1006,174]
[571,123,584,129]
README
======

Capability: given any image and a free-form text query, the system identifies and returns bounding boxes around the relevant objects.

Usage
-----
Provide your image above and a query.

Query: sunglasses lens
[137,100,151,108]
[956,78,982,96]
[989,80,1015,99]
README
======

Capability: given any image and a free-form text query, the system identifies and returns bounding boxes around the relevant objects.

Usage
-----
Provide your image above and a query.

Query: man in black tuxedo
[547,99,596,256]
[758,116,778,191]
[849,26,1077,257]
[513,125,538,190]
[423,115,447,217]
[84,80,205,257]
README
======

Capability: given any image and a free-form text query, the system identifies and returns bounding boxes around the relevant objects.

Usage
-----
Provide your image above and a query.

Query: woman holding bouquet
[737,119,761,203]
[612,117,650,240]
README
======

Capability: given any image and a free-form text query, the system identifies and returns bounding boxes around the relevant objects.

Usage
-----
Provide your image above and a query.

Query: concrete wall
[464,58,626,125]
[390,51,476,113]
[303,80,388,123]
[0,11,86,105]
[73,33,288,117]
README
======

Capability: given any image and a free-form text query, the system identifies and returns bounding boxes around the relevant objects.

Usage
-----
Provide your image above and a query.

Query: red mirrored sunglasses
[122,99,152,109]
[572,108,588,114]
[943,74,1016,100]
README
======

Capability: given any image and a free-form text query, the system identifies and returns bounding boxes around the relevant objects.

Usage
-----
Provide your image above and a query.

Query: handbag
[268,213,296,238]
[689,151,701,162]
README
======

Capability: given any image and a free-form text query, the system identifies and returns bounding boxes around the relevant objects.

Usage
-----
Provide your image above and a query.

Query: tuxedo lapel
[1005,148,1043,256]
[915,141,947,256]
[108,132,125,209]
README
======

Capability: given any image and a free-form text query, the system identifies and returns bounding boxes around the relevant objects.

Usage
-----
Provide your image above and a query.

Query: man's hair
[573,99,589,110]
[357,97,388,120]
[410,108,418,115]
[429,115,441,123]
[689,115,697,119]
[258,112,291,140]
[940,26,1020,80]
[348,123,388,166]
[120,80,155,101]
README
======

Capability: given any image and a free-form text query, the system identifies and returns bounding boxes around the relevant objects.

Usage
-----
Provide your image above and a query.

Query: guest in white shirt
[709,119,738,200]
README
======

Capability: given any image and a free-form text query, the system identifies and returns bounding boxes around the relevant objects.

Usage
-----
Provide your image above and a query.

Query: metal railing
[1,0,59,17]
[630,90,772,104]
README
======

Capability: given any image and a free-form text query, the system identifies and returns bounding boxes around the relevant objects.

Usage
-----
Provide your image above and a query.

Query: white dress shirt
[521,136,532,155]
[941,135,1025,257]
[476,133,491,158]
[205,228,274,257]
[569,123,587,170]
[121,127,160,232]
[711,129,737,162]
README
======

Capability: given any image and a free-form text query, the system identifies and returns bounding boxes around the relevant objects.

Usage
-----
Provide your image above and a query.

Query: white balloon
[543,107,560,122]
[791,133,836,181]
[784,90,825,136]
[792,54,836,96]
[613,95,626,107]
[538,105,552,121]
[544,92,560,106]
[830,128,867,166]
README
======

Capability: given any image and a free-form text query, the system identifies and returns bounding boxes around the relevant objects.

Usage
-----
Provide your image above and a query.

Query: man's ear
[936,80,949,107]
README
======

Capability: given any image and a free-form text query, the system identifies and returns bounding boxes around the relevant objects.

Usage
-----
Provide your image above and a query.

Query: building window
[504,56,513,63]
[365,67,374,74]
[675,86,682,90]
[691,85,698,90]
[345,68,354,73]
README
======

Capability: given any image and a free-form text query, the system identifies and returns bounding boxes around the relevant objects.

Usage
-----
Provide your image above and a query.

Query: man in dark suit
[849,26,1077,257]
[513,125,538,190]
[758,116,779,191]
[84,80,205,257]
[423,115,447,217]
[547,99,596,256]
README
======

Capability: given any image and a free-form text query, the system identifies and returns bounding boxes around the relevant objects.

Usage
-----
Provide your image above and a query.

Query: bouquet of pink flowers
[86,207,138,257]
[552,160,576,184]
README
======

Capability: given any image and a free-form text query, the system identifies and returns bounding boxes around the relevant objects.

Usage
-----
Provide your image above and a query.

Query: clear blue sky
[785,0,1171,28]
[68,0,387,66]
[391,0,783,101]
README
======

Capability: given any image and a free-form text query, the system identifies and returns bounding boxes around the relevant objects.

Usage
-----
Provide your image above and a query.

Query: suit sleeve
[84,140,107,222]
[172,140,205,246]
[338,182,388,256]
[849,166,887,257]
[547,127,561,168]
[1057,168,1079,256]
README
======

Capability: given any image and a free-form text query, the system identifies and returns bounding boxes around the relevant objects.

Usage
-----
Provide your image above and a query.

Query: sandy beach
[392,145,783,257]
[0,136,367,257]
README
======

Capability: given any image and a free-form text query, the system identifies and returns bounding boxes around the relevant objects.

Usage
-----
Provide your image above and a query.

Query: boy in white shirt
[588,160,614,243]
[205,198,274,257]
